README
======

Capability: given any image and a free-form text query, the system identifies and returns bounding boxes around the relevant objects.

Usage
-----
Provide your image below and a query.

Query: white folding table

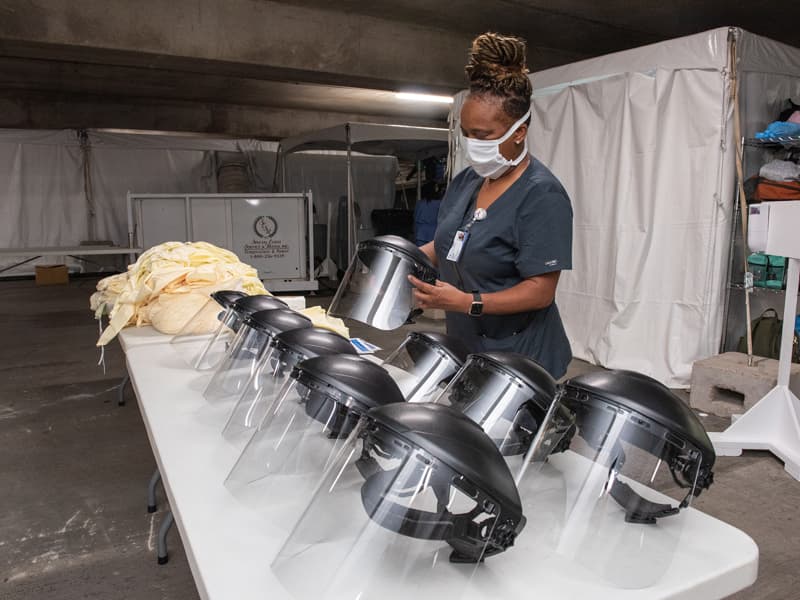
[119,327,759,600]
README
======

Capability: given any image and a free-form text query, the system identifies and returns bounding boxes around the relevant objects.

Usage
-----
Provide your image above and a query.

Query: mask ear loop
[498,111,531,168]
[497,111,531,145]
[513,119,529,146]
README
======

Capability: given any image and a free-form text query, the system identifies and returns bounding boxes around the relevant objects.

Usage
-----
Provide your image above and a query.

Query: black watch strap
[470,291,483,317]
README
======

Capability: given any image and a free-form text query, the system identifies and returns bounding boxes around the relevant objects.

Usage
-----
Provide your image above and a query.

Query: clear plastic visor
[203,322,274,402]
[224,377,365,528]
[171,304,242,371]
[514,392,707,589]
[381,336,462,403]
[271,419,503,600]
[221,344,301,441]
[328,245,428,331]
[435,357,547,473]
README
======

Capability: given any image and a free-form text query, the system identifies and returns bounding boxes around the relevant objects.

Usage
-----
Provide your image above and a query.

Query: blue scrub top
[434,157,573,378]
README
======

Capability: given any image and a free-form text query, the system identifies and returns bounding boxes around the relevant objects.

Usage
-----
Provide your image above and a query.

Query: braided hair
[465,32,532,121]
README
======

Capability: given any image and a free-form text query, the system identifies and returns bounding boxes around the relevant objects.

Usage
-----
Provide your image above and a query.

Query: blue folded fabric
[755,121,800,139]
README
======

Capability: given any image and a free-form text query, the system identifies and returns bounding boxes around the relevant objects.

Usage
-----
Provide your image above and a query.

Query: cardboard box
[35,264,69,286]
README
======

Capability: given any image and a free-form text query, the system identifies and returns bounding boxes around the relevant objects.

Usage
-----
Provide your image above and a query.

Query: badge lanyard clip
[446,207,487,263]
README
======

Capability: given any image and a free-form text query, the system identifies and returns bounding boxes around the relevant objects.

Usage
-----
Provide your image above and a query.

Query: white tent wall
[533,66,735,387]
[88,131,278,252]
[448,28,800,387]
[0,127,401,278]
[0,129,278,275]
[89,144,216,246]
[0,130,86,259]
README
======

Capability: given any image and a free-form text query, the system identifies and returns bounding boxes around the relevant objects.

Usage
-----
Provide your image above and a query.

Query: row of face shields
[168,290,716,598]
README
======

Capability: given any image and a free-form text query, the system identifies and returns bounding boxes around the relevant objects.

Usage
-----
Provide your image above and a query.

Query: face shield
[224,355,405,527]
[380,332,469,404]
[329,235,437,331]
[434,352,556,473]
[516,370,715,588]
[270,403,526,600]
[203,309,312,403]
[222,327,357,441]
[170,289,246,337]
[171,294,288,371]
[169,290,245,367]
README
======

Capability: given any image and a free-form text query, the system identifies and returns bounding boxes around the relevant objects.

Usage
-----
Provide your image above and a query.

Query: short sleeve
[514,191,573,278]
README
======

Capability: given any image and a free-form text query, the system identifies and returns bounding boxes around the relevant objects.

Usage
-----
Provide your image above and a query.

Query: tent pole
[346,124,354,265]
[729,28,754,366]
[78,129,97,241]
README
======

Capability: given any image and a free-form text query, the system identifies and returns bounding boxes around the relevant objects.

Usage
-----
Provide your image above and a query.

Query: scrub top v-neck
[433,156,573,378]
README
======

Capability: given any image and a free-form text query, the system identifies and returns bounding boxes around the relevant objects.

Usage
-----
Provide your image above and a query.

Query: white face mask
[462,110,531,179]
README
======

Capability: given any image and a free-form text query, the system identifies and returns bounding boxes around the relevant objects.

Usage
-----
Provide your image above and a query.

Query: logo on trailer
[254,216,278,238]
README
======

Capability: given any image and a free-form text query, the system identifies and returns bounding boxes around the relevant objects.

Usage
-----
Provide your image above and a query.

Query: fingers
[411,276,461,312]
[413,289,431,309]
[408,275,435,292]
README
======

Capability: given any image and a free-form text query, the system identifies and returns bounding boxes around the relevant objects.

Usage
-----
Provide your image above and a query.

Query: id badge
[446,230,469,262]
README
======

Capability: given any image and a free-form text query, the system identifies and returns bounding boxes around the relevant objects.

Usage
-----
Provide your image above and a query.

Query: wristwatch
[469,291,483,317]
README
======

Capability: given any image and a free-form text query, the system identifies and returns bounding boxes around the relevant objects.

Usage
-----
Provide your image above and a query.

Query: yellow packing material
[92,241,268,346]
[299,305,350,339]
[143,284,236,335]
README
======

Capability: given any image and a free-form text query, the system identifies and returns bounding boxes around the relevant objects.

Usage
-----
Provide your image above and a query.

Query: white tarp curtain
[0,129,278,274]
[283,152,398,237]
[449,27,800,387]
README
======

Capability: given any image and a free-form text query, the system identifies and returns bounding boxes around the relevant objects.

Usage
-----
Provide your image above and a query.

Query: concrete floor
[0,278,797,599]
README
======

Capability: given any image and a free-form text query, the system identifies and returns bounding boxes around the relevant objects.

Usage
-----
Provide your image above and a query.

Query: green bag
[738,308,782,359]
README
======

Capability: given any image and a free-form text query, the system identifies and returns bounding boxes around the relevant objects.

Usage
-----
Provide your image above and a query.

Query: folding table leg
[147,469,161,513]
[118,373,130,406]
[157,510,175,565]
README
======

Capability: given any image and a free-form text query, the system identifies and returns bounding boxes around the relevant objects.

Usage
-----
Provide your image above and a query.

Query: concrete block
[689,352,800,417]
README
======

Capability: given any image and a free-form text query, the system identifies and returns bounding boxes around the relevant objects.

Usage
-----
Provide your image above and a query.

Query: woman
[410,32,573,378]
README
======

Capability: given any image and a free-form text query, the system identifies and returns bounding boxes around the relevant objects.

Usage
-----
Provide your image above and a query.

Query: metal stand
[710,257,800,480]
[157,510,175,565]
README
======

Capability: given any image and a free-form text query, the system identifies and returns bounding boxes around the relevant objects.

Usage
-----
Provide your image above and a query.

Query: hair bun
[465,33,532,117]
[467,32,527,76]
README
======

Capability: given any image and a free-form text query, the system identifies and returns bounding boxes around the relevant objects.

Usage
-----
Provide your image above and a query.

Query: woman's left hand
[408,275,471,313]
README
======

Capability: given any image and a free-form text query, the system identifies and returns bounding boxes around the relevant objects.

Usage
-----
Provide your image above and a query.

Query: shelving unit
[720,135,800,352]
[729,282,795,294]
[745,135,800,147]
